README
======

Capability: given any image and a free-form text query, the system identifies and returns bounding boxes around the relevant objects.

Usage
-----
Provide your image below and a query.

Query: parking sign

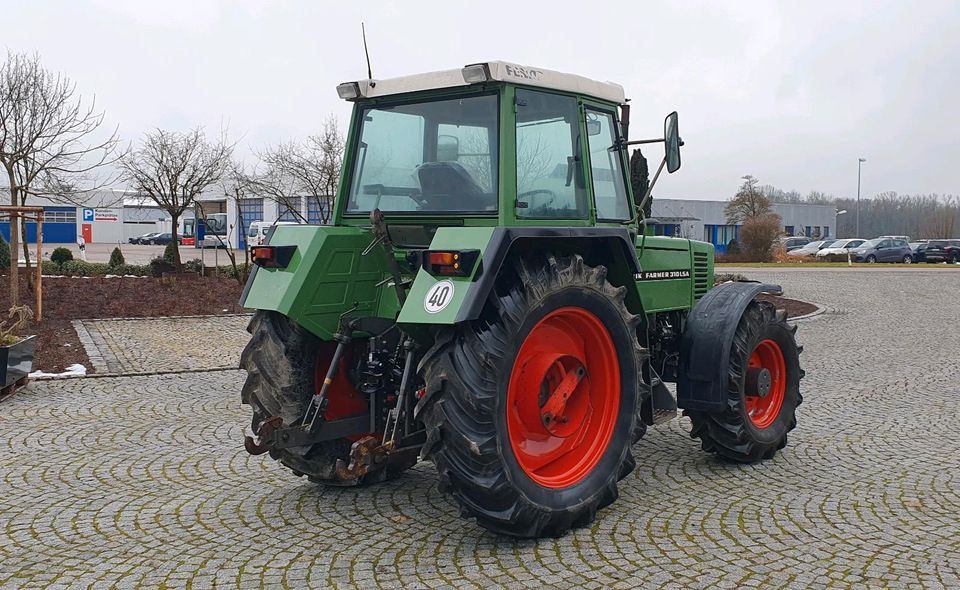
[82,208,94,222]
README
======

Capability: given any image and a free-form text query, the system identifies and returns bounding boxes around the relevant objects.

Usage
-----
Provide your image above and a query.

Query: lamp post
[857,158,866,236]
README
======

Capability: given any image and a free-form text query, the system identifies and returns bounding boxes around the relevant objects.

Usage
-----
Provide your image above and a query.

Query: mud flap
[677,282,782,412]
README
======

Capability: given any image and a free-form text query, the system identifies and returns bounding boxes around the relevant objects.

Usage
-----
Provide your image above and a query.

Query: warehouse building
[651,199,837,254]
[1,190,836,255]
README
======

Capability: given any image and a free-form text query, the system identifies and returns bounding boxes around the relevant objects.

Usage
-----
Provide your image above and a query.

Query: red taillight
[422,250,480,277]
[251,245,296,268]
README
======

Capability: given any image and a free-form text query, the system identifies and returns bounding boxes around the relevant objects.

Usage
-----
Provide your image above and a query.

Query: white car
[786,239,835,257]
[815,238,866,258]
[247,221,301,246]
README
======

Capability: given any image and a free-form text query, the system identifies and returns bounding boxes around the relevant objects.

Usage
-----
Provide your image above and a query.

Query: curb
[80,312,252,323]
[788,303,828,323]
[71,319,110,373]
[29,365,241,381]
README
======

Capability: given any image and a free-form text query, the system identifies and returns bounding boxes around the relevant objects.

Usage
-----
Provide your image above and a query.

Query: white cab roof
[345,61,626,104]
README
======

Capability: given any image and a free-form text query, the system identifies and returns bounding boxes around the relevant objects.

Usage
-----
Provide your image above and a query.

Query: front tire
[866,255,877,263]
[902,255,912,264]
[419,255,646,537]
[686,301,803,463]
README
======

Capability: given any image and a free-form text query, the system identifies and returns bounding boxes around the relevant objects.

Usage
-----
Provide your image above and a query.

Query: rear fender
[397,226,643,326]
[677,281,782,412]
[240,225,388,340]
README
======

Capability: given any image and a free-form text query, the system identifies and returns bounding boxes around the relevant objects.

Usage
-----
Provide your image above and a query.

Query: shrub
[740,214,783,262]
[149,257,175,277]
[162,242,178,265]
[182,258,203,274]
[0,234,10,270]
[59,260,111,276]
[726,239,741,256]
[50,246,74,266]
[108,247,125,268]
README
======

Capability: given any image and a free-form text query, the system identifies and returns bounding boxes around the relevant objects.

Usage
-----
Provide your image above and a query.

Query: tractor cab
[333,61,676,231]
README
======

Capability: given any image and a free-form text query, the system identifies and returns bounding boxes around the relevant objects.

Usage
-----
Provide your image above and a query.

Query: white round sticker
[424,280,455,314]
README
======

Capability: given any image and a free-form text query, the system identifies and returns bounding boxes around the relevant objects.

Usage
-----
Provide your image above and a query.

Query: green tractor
[240,61,803,538]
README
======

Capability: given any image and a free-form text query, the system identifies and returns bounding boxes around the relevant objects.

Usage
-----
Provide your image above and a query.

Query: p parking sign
[82,208,94,222]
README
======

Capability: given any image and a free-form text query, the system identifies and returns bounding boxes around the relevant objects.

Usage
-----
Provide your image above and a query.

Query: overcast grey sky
[4,0,958,200]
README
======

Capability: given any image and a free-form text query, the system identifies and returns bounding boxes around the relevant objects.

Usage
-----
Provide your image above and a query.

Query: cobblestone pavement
[77,315,251,374]
[2,269,959,589]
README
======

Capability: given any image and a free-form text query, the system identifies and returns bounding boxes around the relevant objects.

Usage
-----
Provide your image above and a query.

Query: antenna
[362,22,373,81]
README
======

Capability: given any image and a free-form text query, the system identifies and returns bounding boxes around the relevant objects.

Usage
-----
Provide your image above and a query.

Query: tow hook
[244,415,283,455]
[334,436,386,482]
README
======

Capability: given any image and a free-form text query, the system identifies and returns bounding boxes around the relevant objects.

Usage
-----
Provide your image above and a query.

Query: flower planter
[0,335,37,388]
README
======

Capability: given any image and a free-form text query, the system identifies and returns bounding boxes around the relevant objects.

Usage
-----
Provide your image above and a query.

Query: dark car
[849,238,913,263]
[908,241,929,263]
[923,239,960,263]
[150,233,181,246]
[129,232,162,245]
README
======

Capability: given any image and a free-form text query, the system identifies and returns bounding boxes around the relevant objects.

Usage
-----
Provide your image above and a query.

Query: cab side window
[585,110,630,220]
[514,90,587,218]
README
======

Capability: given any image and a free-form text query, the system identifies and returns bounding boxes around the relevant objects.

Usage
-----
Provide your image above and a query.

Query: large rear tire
[419,255,646,537]
[686,301,803,463]
[240,310,414,486]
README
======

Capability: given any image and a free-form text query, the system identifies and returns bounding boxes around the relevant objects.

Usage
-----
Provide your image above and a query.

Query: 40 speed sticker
[424,280,455,314]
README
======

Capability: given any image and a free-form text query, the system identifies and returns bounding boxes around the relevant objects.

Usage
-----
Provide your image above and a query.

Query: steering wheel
[518,189,556,207]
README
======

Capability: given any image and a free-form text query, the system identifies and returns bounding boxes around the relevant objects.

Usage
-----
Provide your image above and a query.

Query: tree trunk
[7,177,19,306]
[170,212,182,270]
[20,216,34,291]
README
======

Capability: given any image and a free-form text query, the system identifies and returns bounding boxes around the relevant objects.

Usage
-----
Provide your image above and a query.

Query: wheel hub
[745,367,772,398]
[538,356,588,435]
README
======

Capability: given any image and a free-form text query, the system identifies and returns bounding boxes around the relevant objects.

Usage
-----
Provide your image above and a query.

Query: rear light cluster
[421,249,481,277]
[251,245,297,268]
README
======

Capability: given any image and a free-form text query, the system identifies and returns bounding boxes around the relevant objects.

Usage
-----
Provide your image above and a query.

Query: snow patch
[29,364,88,379]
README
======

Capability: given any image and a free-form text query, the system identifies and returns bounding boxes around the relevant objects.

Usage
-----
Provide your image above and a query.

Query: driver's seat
[416,162,490,211]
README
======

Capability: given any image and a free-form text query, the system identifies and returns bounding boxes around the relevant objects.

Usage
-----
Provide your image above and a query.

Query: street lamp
[857,158,866,236]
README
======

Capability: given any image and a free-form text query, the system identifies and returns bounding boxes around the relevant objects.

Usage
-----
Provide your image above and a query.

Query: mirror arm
[619,137,665,148]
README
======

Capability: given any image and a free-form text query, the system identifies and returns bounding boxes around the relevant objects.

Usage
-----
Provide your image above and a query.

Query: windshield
[820,240,841,248]
[928,240,948,247]
[860,239,882,248]
[346,94,499,215]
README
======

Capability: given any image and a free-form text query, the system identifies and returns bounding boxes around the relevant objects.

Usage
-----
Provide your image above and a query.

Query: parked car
[778,236,811,252]
[923,239,960,263]
[247,220,301,247]
[150,233,181,246]
[129,232,162,245]
[849,238,913,263]
[908,241,929,263]
[786,239,836,257]
[815,238,866,259]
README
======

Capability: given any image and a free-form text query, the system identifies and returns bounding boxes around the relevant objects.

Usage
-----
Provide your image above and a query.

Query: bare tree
[257,116,344,224]
[122,127,232,269]
[724,175,774,224]
[0,51,122,304]
[206,160,256,284]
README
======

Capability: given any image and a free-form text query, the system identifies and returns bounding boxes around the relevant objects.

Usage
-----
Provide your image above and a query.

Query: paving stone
[1,269,958,588]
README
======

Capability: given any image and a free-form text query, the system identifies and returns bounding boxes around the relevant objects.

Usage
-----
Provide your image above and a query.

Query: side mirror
[664,111,682,173]
[437,134,460,162]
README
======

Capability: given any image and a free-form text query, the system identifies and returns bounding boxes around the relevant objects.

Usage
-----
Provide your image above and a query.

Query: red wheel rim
[506,307,620,489]
[745,339,786,429]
